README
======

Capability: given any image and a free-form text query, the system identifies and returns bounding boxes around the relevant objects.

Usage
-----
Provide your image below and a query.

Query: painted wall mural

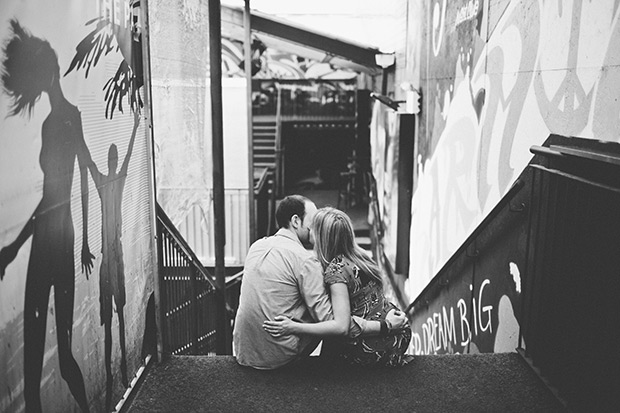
[369,101,401,270]
[408,176,530,355]
[405,0,620,305]
[0,1,156,412]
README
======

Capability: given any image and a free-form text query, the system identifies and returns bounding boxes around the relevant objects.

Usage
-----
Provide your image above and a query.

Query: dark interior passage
[283,123,355,192]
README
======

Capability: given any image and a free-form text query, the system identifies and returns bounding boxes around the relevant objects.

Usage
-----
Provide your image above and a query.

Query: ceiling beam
[222,5,382,74]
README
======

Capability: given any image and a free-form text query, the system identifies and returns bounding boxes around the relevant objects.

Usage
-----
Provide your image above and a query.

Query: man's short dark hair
[276,195,310,229]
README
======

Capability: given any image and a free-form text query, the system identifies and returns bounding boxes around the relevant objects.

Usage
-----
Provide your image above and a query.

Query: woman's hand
[263,315,297,337]
[385,309,408,331]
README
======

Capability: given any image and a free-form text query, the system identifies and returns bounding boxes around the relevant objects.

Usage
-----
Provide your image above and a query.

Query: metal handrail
[531,143,620,166]
[156,202,217,289]
[254,166,269,193]
[156,202,220,355]
[529,164,620,194]
[522,140,620,410]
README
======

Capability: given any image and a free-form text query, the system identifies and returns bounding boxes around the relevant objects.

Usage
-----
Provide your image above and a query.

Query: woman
[263,207,412,366]
[0,20,93,412]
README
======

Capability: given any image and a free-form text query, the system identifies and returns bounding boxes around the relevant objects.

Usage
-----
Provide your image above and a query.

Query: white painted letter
[443,306,456,348]
[479,279,493,333]
[458,299,471,346]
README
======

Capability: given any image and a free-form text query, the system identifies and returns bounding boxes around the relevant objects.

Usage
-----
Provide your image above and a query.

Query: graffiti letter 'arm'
[75,111,95,277]
[120,111,140,178]
[0,212,35,280]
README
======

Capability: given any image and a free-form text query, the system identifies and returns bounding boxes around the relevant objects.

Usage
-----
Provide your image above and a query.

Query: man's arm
[298,258,334,322]
[278,283,351,336]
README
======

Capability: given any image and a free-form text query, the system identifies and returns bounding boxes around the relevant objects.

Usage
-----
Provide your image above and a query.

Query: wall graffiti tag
[411,279,495,354]
[407,0,620,306]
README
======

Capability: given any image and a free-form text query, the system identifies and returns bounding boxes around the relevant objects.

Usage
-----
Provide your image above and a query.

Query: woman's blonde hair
[312,207,382,285]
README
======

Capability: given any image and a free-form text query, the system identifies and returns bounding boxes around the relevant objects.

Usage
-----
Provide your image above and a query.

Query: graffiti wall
[0,1,156,411]
[369,101,401,268]
[404,0,620,306]
[408,171,530,355]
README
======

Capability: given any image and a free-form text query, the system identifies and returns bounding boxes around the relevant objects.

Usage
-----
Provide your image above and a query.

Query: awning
[221,5,383,75]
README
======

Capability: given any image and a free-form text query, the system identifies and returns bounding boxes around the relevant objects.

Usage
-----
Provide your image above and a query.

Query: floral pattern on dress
[324,255,412,367]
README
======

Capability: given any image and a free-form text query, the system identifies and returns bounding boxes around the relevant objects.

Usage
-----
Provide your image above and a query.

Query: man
[233,195,405,369]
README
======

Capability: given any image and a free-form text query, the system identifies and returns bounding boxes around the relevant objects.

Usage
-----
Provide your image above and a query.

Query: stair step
[128,354,564,412]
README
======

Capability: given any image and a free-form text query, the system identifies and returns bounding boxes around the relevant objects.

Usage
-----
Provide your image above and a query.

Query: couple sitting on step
[233,195,413,369]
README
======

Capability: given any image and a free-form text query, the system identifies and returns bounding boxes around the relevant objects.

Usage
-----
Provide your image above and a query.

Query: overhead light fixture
[374,52,395,69]
[375,52,395,95]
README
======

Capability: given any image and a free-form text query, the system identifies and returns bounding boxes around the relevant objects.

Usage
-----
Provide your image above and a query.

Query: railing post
[209,0,232,355]
[156,221,169,355]
[244,0,256,242]
[189,262,198,354]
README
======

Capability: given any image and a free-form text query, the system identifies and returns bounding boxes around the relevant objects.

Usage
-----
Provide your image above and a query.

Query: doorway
[283,122,355,193]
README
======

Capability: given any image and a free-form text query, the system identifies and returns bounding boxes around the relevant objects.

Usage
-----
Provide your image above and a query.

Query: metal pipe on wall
[208,0,231,355]
[245,0,256,242]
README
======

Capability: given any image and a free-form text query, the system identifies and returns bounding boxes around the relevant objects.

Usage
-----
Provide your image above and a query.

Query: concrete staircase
[126,353,564,412]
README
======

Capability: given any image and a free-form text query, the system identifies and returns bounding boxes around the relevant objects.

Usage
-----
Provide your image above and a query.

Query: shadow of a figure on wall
[88,111,140,410]
[0,19,93,413]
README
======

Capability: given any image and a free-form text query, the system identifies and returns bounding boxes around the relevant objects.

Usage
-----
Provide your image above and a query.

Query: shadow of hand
[81,245,95,279]
[0,245,18,280]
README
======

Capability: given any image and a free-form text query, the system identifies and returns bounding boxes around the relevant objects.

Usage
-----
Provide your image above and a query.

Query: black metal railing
[252,79,357,119]
[156,203,242,356]
[521,140,620,411]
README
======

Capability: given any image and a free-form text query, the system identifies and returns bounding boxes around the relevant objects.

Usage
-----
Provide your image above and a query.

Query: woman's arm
[353,310,408,336]
[263,283,351,337]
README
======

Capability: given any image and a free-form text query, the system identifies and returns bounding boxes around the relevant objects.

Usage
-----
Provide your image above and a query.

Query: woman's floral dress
[323,255,412,366]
